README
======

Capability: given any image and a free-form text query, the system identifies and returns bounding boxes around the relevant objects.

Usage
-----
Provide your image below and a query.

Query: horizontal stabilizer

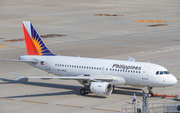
[3,59,38,63]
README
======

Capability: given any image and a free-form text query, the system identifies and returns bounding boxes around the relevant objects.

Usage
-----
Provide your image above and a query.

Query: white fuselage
[20,55,177,87]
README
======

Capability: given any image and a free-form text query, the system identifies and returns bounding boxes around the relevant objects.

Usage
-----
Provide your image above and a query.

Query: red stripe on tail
[22,23,39,55]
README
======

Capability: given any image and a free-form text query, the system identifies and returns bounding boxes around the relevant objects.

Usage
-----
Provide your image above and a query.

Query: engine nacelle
[90,82,113,95]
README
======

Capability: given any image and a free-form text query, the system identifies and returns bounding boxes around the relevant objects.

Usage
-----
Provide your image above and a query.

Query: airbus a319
[4,21,177,97]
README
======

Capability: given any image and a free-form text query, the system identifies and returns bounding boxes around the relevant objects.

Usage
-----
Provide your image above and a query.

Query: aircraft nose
[169,74,177,86]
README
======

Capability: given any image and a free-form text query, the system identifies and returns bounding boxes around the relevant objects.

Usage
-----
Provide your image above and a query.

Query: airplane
[3,21,177,97]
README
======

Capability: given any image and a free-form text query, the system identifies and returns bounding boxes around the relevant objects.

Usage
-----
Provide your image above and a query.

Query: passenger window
[160,71,163,75]
[118,69,119,71]
[60,64,61,66]
[115,69,117,71]
[136,71,138,73]
[156,71,159,75]
[139,71,140,73]
[110,69,112,71]
[112,69,114,71]
[62,65,64,67]
[69,65,71,67]
[65,65,66,67]
[128,70,130,72]
[67,65,69,67]
[99,68,101,70]
[74,66,76,68]
[106,68,108,71]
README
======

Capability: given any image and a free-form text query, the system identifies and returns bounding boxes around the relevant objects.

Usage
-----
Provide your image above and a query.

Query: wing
[15,74,113,81]
[127,56,135,62]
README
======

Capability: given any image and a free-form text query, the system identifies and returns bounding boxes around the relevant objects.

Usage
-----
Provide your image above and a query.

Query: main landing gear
[80,85,90,95]
[80,88,89,95]
[147,86,153,97]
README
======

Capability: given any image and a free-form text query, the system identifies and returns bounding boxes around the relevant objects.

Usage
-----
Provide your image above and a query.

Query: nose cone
[169,74,177,86]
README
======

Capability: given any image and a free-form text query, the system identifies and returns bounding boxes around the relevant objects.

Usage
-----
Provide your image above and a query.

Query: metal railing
[121,102,180,113]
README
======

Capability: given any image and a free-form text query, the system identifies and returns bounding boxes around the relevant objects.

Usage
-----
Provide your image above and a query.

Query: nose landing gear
[147,86,153,97]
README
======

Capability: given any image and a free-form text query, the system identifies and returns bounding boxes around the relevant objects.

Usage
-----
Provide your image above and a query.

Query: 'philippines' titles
[112,64,141,70]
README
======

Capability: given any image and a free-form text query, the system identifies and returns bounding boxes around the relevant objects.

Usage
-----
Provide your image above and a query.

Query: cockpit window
[160,71,163,75]
[164,71,169,74]
[156,71,159,75]
[156,71,170,75]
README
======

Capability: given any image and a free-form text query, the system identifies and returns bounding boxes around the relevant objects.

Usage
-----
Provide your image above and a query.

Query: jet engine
[90,82,113,95]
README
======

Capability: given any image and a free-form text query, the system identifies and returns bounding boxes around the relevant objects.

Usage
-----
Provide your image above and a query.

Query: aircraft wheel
[148,93,153,97]
[80,88,86,95]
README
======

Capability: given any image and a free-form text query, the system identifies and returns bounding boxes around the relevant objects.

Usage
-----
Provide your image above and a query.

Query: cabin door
[142,66,149,80]
[46,58,51,73]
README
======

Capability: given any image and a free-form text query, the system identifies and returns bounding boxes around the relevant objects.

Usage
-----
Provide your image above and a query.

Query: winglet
[15,74,20,80]
[127,56,135,62]
[22,21,55,56]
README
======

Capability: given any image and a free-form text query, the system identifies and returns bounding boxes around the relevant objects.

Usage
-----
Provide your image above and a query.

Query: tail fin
[22,21,55,56]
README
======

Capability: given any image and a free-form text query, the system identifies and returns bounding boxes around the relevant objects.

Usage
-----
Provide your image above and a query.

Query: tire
[148,93,153,97]
[80,89,86,95]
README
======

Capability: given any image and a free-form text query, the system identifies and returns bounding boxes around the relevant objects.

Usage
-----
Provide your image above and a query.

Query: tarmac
[0,0,180,113]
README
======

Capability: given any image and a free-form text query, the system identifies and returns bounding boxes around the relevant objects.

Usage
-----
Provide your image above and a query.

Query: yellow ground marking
[136,20,166,23]
[170,21,180,22]
[22,100,48,104]
[0,98,15,101]
[56,104,83,108]
[86,44,102,47]
[177,78,180,80]
[106,45,124,48]
[91,108,120,112]
[0,45,7,47]
[76,18,110,32]
[10,46,19,48]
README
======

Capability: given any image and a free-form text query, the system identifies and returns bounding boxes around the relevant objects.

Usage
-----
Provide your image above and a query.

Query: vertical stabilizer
[22,21,55,56]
